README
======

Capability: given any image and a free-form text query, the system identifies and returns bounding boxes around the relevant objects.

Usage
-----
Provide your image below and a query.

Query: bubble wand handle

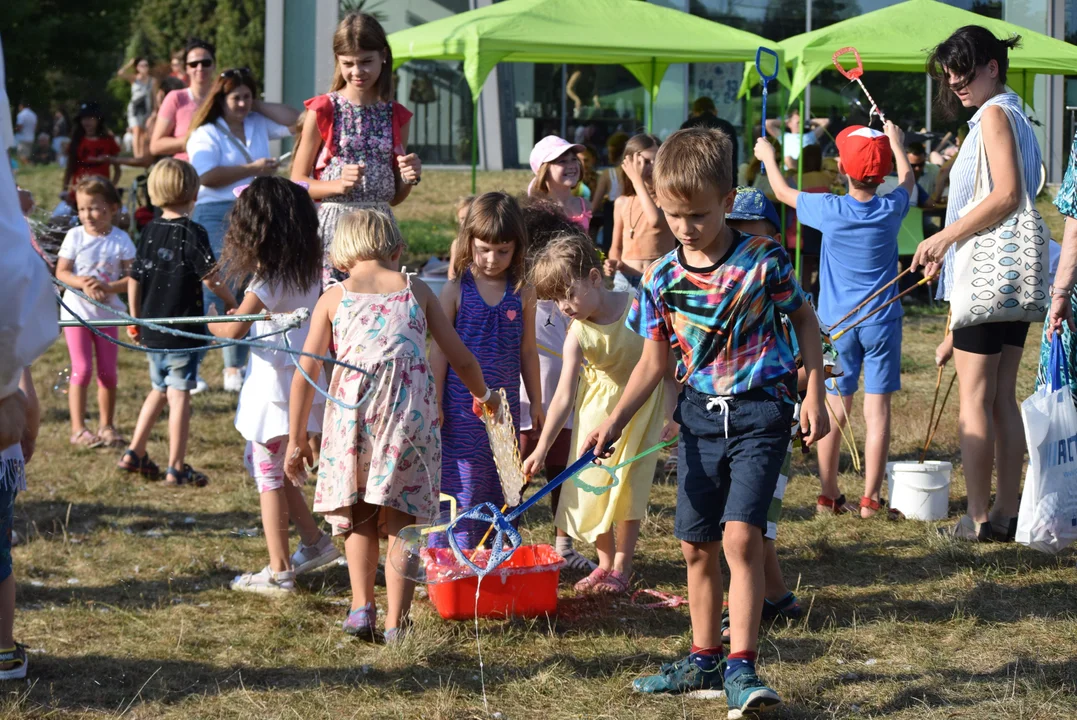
[756,46,780,176]
[505,449,603,522]
[832,46,885,123]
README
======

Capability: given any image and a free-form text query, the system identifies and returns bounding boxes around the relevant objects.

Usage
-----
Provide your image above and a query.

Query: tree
[216,0,265,75]
[2,0,136,120]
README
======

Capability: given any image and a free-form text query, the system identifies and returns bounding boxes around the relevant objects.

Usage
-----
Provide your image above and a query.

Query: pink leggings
[63,326,119,388]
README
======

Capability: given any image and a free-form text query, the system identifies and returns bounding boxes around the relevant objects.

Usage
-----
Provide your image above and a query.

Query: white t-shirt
[186,113,292,204]
[520,299,572,432]
[57,226,136,322]
[782,131,816,162]
[14,107,36,145]
[234,276,324,443]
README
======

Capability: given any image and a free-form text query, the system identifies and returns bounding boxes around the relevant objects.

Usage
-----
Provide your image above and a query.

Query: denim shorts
[674,384,795,543]
[829,318,902,396]
[148,352,201,392]
[0,487,16,584]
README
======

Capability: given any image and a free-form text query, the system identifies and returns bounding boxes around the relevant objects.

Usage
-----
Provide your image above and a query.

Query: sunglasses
[220,67,252,80]
[187,59,214,69]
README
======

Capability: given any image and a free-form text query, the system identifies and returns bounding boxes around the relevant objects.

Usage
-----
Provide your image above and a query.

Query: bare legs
[344,502,417,631]
[593,520,641,577]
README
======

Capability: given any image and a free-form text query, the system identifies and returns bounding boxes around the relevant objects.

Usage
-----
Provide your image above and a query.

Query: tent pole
[471,95,479,193]
[648,57,656,133]
[795,93,805,279]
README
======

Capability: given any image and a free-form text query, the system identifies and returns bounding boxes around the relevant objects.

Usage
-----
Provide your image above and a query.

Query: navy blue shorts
[674,384,795,543]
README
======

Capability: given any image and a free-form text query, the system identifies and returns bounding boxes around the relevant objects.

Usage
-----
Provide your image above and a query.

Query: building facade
[265,0,1077,181]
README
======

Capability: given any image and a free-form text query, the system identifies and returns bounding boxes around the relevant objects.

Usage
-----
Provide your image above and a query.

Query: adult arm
[116,58,136,83]
[253,99,300,129]
[1050,216,1077,333]
[149,92,183,157]
[911,106,1021,273]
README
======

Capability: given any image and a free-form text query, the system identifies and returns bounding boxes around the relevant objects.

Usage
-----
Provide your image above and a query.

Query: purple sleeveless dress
[438,269,523,549]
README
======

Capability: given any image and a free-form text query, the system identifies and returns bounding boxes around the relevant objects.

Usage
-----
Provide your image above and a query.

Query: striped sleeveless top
[939,92,1043,300]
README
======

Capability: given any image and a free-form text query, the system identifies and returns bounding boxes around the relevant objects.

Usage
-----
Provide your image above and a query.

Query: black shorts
[951,321,1030,355]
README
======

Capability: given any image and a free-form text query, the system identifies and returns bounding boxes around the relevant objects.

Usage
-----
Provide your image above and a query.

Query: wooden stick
[826,267,913,333]
[920,372,957,462]
[832,276,934,342]
[921,365,945,462]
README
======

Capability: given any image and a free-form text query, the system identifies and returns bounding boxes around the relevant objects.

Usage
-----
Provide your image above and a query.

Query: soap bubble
[53,367,71,395]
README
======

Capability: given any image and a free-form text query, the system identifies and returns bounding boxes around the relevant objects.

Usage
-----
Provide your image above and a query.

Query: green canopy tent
[388,0,786,190]
[736,0,1077,271]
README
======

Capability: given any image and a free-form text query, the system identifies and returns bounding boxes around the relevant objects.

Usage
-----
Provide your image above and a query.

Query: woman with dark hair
[910,25,1043,542]
[151,39,216,161]
[185,68,300,391]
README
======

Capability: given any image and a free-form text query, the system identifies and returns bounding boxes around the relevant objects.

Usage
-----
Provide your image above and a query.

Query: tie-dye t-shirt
[627,231,805,402]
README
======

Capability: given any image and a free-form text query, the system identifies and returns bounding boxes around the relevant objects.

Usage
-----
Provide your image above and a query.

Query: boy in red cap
[755,122,913,519]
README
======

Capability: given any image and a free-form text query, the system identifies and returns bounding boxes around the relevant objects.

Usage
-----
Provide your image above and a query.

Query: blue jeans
[192,200,247,371]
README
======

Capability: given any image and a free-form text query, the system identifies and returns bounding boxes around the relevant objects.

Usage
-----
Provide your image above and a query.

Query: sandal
[117,449,160,478]
[164,464,209,488]
[592,569,630,595]
[97,425,127,448]
[0,643,28,680]
[816,493,852,515]
[859,496,886,518]
[70,429,104,449]
[573,567,609,593]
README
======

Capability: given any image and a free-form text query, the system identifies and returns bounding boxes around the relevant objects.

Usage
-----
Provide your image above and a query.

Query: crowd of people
[2,15,1074,718]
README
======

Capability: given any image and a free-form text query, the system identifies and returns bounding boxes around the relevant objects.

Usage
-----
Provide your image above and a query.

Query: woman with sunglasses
[185,67,300,392]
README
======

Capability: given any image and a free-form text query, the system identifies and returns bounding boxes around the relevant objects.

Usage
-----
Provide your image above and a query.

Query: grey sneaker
[291,533,341,575]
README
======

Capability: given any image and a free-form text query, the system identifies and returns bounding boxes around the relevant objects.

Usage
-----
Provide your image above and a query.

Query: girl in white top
[207,177,340,595]
[186,68,300,390]
[54,176,135,450]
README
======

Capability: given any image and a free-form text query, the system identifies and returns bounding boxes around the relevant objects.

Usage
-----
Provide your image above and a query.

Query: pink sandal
[592,570,630,595]
[573,567,608,593]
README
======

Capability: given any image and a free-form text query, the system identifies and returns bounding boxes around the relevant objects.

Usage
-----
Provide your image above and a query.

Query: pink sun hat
[529,135,584,174]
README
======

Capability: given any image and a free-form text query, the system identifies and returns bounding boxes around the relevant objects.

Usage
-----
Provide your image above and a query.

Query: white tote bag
[949,112,1049,330]
[1017,335,1077,554]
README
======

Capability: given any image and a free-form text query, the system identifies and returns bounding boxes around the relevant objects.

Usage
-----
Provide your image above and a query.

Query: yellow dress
[557,296,666,542]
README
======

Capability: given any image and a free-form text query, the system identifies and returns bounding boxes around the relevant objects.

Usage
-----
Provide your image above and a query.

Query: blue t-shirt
[796,188,910,329]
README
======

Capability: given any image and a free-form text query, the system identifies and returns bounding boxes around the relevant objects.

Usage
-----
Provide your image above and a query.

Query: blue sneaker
[633,655,724,696]
[723,663,782,718]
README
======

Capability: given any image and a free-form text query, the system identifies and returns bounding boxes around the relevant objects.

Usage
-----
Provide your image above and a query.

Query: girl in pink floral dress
[290,12,422,286]
[286,209,499,643]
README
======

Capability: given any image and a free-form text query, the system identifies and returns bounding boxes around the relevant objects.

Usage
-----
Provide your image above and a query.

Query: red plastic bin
[422,544,564,620]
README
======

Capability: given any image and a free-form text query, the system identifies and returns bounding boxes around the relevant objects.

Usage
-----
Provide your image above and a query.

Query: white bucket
[885,461,953,521]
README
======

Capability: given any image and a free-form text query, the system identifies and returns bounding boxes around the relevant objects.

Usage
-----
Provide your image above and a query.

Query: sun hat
[727,186,782,234]
[529,135,583,174]
[835,125,892,183]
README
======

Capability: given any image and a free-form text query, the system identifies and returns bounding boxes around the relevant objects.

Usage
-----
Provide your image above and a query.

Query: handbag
[949,111,1049,330]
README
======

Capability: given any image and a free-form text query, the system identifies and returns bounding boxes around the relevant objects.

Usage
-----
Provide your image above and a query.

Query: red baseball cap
[835,125,892,183]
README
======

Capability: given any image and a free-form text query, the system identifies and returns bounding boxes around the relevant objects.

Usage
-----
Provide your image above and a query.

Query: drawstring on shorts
[705,395,733,437]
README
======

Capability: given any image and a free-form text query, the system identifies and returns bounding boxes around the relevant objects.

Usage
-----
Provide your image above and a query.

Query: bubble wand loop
[832,47,885,123]
[756,47,780,176]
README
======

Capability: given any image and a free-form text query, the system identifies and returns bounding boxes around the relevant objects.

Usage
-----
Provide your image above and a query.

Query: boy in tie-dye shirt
[585,128,830,717]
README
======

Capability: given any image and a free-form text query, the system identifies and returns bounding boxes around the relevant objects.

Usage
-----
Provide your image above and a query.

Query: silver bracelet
[1051,286,1073,298]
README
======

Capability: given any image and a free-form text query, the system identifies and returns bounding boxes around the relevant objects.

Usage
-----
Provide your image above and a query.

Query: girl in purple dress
[432,192,544,548]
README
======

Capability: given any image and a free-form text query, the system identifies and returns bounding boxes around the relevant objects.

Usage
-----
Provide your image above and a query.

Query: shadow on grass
[14,499,261,539]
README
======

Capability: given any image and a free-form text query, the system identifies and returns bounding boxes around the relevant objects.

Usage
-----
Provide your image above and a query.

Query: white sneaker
[222,369,244,393]
[290,534,341,575]
[191,377,209,395]
[558,547,598,572]
[230,566,296,595]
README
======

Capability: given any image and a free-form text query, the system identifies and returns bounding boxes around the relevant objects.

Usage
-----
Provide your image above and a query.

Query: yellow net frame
[481,387,527,506]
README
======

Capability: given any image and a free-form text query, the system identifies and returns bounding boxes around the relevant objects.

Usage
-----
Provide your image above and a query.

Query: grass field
[4,164,1076,719]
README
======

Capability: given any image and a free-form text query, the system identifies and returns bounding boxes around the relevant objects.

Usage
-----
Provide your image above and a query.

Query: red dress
[70,135,120,187]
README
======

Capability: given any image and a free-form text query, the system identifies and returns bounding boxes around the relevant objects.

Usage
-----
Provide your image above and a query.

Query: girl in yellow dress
[522,233,676,594]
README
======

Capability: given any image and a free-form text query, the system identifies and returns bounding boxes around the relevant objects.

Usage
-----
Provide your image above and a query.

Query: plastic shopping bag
[1018,334,1077,554]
